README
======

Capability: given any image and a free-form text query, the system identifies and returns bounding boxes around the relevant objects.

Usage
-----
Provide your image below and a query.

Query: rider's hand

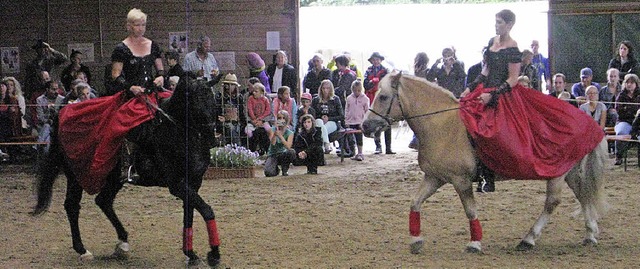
[460,88,470,98]
[478,93,492,105]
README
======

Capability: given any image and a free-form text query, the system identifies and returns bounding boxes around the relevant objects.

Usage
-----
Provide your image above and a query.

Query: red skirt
[58,91,171,194]
[459,84,604,179]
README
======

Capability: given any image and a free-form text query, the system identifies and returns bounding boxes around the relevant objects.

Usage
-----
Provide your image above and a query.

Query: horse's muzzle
[362,119,386,138]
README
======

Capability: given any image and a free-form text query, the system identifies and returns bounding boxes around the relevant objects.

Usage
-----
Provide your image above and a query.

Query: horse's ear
[390,71,402,90]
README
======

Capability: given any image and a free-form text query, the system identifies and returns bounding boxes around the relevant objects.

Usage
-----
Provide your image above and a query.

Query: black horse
[32,77,221,267]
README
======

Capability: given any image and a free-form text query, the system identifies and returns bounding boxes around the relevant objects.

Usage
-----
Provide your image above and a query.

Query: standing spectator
[413,52,430,80]
[572,67,601,97]
[312,79,343,154]
[183,35,219,81]
[364,52,394,154]
[272,86,298,130]
[293,114,324,174]
[531,40,551,92]
[519,49,539,90]
[427,47,466,97]
[24,40,68,100]
[580,85,607,129]
[214,73,246,146]
[344,80,369,161]
[264,110,296,177]
[327,51,363,80]
[599,68,622,127]
[331,54,357,109]
[246,82,272,155]
[267,50,298,101]
[247,52,271,94]
[613,74,640,165]
[60,50,92,92]
[35,81,64,149]
[303,53,331,96]
[3,77,28,134]
[608,40,639,81]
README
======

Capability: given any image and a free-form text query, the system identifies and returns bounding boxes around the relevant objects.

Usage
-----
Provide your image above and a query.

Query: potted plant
[206,144,259,179]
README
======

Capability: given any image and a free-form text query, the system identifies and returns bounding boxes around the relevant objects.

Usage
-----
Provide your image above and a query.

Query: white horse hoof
[465,241,482,253]
[582,238,597,246]
[79,251,94,262]
[113,241,130,259]
[410,237,424,254]
[516,240,535,251]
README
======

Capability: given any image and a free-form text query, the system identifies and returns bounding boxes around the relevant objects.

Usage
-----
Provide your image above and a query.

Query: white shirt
[272,67,283,91]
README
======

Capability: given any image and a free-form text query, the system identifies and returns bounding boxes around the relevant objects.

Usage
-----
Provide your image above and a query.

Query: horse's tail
[31,117,63,216]
[572,139,609,220]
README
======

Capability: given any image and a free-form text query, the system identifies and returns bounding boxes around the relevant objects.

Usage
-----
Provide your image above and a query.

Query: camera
[276,119,286,127]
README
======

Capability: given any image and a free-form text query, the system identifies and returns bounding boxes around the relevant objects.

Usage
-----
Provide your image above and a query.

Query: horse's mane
[398,73,460,104]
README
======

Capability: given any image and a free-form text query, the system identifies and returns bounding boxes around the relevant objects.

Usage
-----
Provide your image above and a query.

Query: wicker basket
[204,166,256,180]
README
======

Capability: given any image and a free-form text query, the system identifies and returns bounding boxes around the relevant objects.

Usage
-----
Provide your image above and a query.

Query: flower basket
[204,166,256,180]
[206,145,259,180]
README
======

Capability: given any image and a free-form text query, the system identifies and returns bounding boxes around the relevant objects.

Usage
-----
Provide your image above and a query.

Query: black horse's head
[164,76,217,142]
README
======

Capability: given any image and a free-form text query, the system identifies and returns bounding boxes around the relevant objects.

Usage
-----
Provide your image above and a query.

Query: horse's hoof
[516,241,534,251]
[465,241,482,253]
[185,250,201,267]
[79,250,94,262]
[582,238,598,246]
[410,238,424,254]
[207,249,221,268]
[112,241,130,259]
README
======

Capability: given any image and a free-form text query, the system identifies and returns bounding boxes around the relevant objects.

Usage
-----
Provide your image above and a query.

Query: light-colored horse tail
[570,139,609,220]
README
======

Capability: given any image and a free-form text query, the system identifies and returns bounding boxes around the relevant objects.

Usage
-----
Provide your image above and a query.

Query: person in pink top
[272,86,298,130]
[344,80,370,161]
[246,83,272,155]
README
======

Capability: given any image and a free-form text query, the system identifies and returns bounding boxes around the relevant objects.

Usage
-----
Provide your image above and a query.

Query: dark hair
[299,113,316,129]
[414,52,429,71]
[618,40,635,60]
[496,9,516,25]
[165,51,180,61]
[247,77,260,85]
[335,55,350,67]
[70,50,82,59]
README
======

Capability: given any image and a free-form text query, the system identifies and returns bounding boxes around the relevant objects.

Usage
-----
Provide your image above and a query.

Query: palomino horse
[362,71,608,254]
[32,77,221,267]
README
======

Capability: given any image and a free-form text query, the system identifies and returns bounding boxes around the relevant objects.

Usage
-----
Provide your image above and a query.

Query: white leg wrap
[79,250,94,262]
[466,241,482,252]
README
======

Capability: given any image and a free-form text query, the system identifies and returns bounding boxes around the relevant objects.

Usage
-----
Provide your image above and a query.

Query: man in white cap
[571,67,601,97]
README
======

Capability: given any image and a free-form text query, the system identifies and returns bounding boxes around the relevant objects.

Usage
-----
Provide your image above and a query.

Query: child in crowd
[344,80,369,161]
[296,92,316,126]
[246,82,272,155]
[264,110,296,177]
[272,86,298,130]
[293,114,324,174]
[579,85,607,129]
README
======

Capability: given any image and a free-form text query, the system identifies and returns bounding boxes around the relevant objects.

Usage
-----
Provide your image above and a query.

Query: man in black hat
[363,52,395,154]
[24,40,68,100]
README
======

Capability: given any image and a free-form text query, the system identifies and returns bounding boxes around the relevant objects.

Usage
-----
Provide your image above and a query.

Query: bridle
[367,72,463,125]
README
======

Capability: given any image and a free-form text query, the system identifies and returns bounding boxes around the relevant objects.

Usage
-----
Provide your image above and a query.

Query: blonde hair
[2,77,22,96]
[253,83,266,94]
[517,75,530,87]
[318,79,335,101]
[558,91,571,100]
[127,8,147,23]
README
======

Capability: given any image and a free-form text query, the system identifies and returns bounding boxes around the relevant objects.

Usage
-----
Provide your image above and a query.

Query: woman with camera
[264,110,296,177]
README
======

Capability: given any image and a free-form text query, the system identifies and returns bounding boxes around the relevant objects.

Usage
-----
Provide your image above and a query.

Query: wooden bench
[606,134,640,171]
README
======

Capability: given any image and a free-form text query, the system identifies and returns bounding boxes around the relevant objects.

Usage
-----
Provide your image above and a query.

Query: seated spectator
[599,68,622,127]
[73,71,98,98]
[580,85,607,129]
[550,73,578,107]
[613,73,640,165]
[345,80,369,161]
[296,92,316,126]
[311,79,344,154]
[65,82,93,104]
[214,73,246,146]
[572,67,601,97]
[272,86,298,130]
[165,51,186,78]
[3,77,28,135]
[264,110,295,177]
[608,40,639,81]
[0,81,20,156]
[303,53,331,96]
[35,81,64,151]
[246,82,272,155]
[247,52,271,94]
[293,114,324,174]
[167,76,179,91]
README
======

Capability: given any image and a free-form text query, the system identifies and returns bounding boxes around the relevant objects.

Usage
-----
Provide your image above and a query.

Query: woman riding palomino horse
[31,8,222,267]
[362,9,607,254]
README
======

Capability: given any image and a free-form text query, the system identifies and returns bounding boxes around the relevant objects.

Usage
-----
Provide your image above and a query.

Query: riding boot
[374,135,382,154]
[121,141,140,184]
[384,129,395,154]
[281,164,290,176]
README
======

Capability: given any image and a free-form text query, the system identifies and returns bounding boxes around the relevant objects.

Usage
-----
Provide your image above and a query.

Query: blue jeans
[615,121,632,158]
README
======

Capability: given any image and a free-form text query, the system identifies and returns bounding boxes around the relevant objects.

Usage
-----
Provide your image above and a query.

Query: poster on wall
[168,32,188,56]
[1,47,20,74]
[67,43,95,62]
[266,31,280,50]
[213,51,236,71]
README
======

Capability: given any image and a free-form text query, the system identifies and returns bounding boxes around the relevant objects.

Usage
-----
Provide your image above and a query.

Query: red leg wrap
[206,219,221,247]
[183,227,193,251]
[470,218,483,241]
[409,211,421,237]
